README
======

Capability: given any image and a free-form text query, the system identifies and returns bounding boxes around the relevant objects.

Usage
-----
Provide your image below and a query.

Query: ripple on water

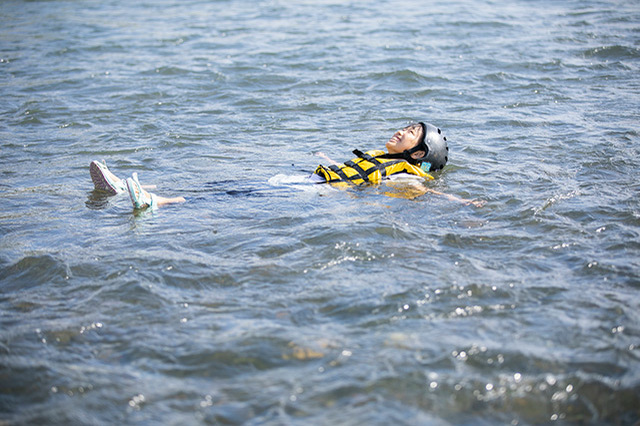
[583,45,640,60]
[0,254,71,291]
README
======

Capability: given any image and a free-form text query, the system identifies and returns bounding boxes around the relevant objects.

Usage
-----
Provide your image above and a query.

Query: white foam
[267,174,336,193]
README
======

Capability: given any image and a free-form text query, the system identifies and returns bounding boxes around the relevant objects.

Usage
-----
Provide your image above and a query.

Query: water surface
[1,0,639,424]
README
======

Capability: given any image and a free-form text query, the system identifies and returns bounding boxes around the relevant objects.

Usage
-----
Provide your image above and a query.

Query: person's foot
[90,160,126,194]
[125,173,156,210]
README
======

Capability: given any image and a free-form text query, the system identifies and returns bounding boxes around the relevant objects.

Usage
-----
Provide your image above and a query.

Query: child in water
[311,122,447,184]
[89,122,483,209]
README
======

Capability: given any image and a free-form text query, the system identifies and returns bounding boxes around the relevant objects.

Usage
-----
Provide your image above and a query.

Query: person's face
[386,123,424,154]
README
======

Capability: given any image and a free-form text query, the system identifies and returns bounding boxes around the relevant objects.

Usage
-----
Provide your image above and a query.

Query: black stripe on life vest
[344,160,369,183]
[352,149,382,166]
[329,164,360,184]
[379,159,405,178]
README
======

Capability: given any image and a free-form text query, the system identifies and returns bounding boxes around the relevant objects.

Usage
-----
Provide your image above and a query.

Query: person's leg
[155,194,187,207]
[125,173,185,210]
[90,160,157,194]
[90,160,126,194]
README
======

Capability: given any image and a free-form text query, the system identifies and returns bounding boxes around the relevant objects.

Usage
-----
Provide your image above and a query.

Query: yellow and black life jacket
[313,149,433,186]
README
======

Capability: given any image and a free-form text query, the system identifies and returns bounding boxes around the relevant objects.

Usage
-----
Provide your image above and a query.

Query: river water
[1,0,639,424]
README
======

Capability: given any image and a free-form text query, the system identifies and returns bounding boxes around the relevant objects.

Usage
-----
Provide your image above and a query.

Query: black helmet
[405,122,449,171]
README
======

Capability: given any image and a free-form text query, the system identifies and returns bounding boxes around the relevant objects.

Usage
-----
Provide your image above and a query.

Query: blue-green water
[1,0,640,424]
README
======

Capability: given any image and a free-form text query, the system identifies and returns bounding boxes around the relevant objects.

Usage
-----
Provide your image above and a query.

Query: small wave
[142,66,192,76]
[361,69,451,91]
[0,254,71,291]
[583,45,639,60]
[534,190,580,215]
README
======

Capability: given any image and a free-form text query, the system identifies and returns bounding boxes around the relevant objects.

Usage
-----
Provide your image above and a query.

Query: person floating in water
[311,122,447,185]
[89,122,483,209]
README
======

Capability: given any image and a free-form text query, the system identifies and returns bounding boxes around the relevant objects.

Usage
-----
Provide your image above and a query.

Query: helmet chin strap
[404,122,429,164]
[401,138,430,165]
[379,146,425,165]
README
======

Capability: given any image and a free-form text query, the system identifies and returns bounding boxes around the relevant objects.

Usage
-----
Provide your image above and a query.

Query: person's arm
[424,188,486,207]
[314,152,341,166]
